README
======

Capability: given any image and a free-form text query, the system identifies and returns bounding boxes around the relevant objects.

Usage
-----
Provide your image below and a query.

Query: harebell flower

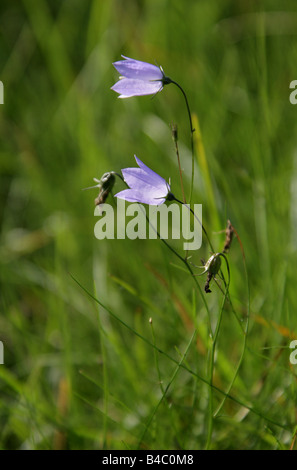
[115,155,174,205]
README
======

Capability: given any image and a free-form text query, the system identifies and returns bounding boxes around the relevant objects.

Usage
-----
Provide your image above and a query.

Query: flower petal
[113,56,163,81]
[115,188,166,205]
[122,169,167,197]
[111,78,163,98]
[118,171,169,202]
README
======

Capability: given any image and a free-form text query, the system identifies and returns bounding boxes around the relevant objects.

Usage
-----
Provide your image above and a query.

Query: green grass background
[1,0,297,450]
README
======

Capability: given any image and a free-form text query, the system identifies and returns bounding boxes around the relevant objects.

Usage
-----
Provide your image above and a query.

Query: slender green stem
[94,284,109,449]
[115,174,211,309]
[169,80,195,205]
[205,253,230,449]
[172,195,215,253]
[115,173,212,329]
[213,245,250,417]
[170,123,186,204]
[137,202,212,333]
[137,329,197,448]
[150,318,165,396]
[70,274,289,432]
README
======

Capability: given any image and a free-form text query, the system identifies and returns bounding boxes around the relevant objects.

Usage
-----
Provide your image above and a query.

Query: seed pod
[204,272,213,293]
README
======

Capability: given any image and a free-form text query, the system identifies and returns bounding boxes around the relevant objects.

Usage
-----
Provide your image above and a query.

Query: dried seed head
[223,219,234,253]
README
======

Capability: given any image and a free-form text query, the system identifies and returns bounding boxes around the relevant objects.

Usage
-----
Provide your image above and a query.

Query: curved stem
[205,253,230,449]
[114,177,212,329]
[137,202,212,332]
[170,123,186,204]
[213,248,250,417]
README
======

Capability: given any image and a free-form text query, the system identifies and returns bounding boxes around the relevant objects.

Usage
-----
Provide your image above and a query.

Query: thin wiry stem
[169,79,195,205]
[213,243,250,417]
[171,195,214,253]
[139,327,197,448]
[71,274,289,432]
[205,253,230,449]
[170,123,186,204]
